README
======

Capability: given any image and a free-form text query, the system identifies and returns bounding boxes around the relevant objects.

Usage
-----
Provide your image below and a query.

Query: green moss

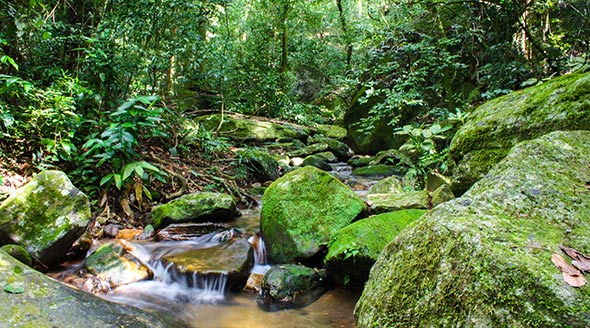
[151,192,239,228]
[197,114,309,142]
[313,124,347,140]
[356,131,590,327]
[261,264,326,305]
[351,164,400,177]
[367,190,429,213]
[0,171,90,266]
[450,71,590,193]
[261,166,366,264]
[367,176,404,195]
[325,210,426,290]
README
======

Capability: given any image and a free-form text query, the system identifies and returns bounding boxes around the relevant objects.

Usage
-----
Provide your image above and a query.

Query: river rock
[237,149,280,182]
[288,143,330,158]
[307,136,354,161]
[314,151,338,163]
[355,131,590,327]
[325,210,426,290]
[370,149,413,167]
[161,238,253,292]
[196,113,309,143]
[0,250,181,327]
[302,155,332,171]
[261,166,367,264]
[313,124,347,140]
[368,176,405,195]
[367,190,429,214]
[449,71,590,195]
[1,244,32,267]
[151,192,240,229]
[84,242,151,288]
[260,264,327,309]
[0,170,91,267]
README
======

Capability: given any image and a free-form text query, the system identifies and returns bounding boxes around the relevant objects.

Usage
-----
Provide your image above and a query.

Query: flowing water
[54,163,381,327]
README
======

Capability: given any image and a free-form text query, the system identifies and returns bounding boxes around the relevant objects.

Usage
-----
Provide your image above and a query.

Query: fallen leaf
[563,272,586,288]
[559,245,590,273]
[552,253,586,288]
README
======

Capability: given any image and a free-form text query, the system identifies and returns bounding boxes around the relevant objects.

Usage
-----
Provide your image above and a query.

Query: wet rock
[1,244,32,266]
[116,228,143,240]
[237,149,280,181]
[245,272,265,293]
[261,166,367,264]
[162,238,254,292]
[307,136,354,161]
[84,242,151,288]
[325,210,426,290]
[367,190,429,213]
[155,223,232,241]
[288,143,330,158]
[0,250,181,327]
[449,71,590,194]
[196,113,309,143]
[302,155,332,171]
[314,151,338,163]
[348,156,373,168]
[260,264,327,309]
[351,164,399,177]
[136,224,155,240]
[367,176,404,195]
[103,224,123,238]
[0,170,91,267]
[356,131,590,327]
[151,192,240,229]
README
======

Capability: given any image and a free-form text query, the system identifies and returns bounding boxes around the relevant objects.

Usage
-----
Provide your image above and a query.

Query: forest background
[1,0,588,216]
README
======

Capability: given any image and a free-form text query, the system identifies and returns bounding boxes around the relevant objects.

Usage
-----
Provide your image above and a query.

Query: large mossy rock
[355,131,590,327]
[197,114,309,143]
[449,71,590,194]
[325,210,426,290]
[260,264,327,309]
[0,250,181,327]
[261,166,367,264]
[0,170,91,267]
[313,124,347,140]
[161,238,253,292]
[84,242,151,288]
[367,190,429,213]
[151,192,239,229]
[237,148,280,182]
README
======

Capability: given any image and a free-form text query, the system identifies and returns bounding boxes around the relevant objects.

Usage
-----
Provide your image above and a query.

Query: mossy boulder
[151,192,239,229]
[287,143,329,158]
[237,148,280,182]
[302,155,332,171]
[355,131,590,327]
[84,242,151,288]
[307,136,354,161]
[0,170,91,267]
[351,164,399,177]
[370,149,412,167]
[325,209,426,290]
[449,71,590,194]
[367,190,429,214]
[0,250,181,327]
[261,166,367,264]
[314,151,338,163]
[313,124,347,140]
[196,114,309,143]
[1,244,32,267]
[367,176,404,195]
[348,156,373,168]
[260,264,327,309]
[161,238,253,292]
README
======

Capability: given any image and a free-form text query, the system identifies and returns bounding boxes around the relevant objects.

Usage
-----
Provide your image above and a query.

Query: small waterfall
[248,233,271,275]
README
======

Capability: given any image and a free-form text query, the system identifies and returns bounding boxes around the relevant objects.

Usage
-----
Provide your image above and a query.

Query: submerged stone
[260,264,327,309]
[356,131,590,327]
[0,250,181,327]
[151,192,240,229]
[0,170,91,267]
[162,238,254,292]
[325,210,426,290]
[261,166,366,264]
[449,71,590,194]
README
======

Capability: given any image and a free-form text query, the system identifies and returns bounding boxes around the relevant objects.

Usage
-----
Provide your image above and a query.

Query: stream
[53,163,380,328]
